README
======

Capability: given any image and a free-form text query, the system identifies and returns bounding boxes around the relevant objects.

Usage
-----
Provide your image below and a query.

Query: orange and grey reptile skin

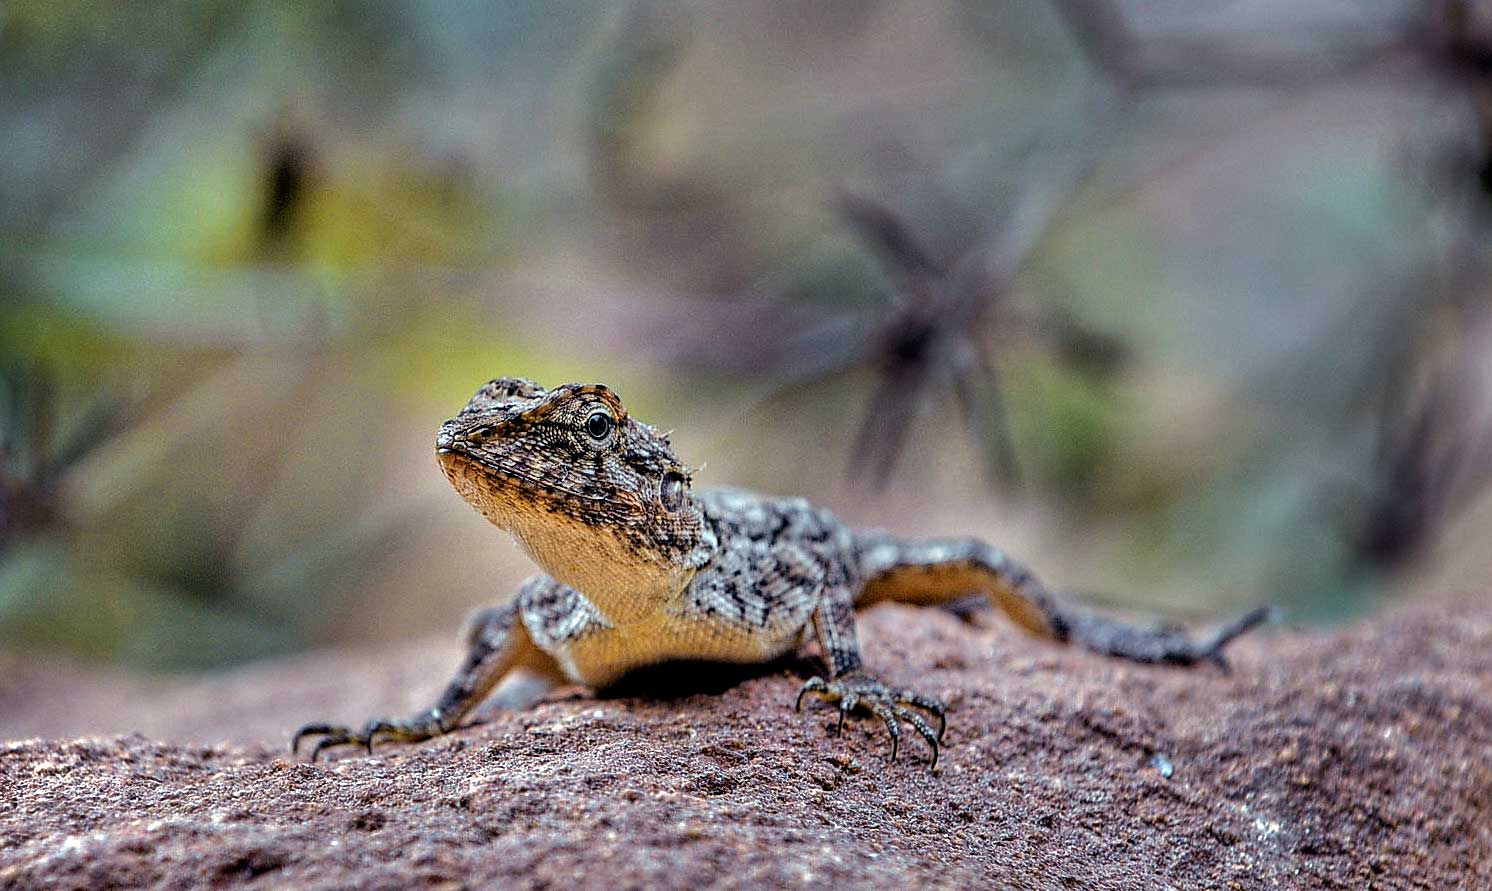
[295,378,1272,767]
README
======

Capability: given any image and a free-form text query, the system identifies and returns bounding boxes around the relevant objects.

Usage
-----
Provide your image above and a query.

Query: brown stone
[2,599,1488,889]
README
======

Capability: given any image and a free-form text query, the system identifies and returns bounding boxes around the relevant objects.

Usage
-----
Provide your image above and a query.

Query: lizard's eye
[584,410,615,445]
[466,424,497,445]
[660,470,686,512]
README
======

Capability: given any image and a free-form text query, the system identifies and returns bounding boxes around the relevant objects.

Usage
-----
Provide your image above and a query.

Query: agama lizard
[295,377,1272,767]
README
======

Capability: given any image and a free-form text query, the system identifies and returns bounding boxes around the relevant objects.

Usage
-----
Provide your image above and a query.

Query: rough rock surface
[2,599,1489,890]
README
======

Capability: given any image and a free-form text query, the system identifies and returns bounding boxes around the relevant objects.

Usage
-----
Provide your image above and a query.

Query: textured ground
[2,598,1490,890]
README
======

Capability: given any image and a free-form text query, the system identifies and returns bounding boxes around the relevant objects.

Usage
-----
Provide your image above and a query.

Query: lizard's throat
[506,515,694,620]
[439,450,696,621]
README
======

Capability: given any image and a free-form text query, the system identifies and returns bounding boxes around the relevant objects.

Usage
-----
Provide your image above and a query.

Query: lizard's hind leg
[293,593,563,761]
[853,535,1273,669]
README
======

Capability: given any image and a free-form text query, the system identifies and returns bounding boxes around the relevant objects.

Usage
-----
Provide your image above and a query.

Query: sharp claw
[364,720,392,755]
[871,704,901,762]
[898,692,947,743]
[796,677,826,712]
[310,734,349,763]
[292,723,338,756]
[893,705,940,768]
[835,690,862,735]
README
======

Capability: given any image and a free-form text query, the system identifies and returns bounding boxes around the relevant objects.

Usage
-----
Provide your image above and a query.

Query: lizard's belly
[552,615,808,688]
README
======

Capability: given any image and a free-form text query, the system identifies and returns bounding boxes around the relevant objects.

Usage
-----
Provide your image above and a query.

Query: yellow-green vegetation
[3,2,1480,667]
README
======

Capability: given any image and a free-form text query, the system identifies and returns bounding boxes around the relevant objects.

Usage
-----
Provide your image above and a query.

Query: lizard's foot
[291,710,448,762]
[795,673,946,768]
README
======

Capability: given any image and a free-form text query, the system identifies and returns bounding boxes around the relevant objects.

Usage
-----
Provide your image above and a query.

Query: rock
[2,600,1489,889]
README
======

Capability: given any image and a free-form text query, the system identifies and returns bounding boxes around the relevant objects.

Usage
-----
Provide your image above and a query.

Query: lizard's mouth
[434,444,481,480]
[433,441,554,517]
[434,446,532,533]
[434,427,501,466]
[434,426,487,467]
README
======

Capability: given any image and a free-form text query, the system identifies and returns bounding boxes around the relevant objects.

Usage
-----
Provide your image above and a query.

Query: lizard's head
[435,377,714,606]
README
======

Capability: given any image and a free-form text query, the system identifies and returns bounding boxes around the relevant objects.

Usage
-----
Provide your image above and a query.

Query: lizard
[294,377,1273,767]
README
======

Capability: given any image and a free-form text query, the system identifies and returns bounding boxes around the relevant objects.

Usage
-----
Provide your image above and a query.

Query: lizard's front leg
[795,588,947,768]
[293,593,562,761]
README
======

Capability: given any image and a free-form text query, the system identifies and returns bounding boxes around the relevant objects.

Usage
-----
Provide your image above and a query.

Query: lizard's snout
[436,421,500,453]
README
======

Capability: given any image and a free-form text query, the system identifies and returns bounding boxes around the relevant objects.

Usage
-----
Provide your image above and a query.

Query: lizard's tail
[852,534,1276,669]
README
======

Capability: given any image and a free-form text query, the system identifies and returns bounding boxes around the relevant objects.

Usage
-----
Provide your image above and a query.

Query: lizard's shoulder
[678,488,842,631]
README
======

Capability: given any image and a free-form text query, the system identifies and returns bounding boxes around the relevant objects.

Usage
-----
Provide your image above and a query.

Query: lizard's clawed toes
[291,711,448,761]
[795,673,946,768]
[291,723,354,761]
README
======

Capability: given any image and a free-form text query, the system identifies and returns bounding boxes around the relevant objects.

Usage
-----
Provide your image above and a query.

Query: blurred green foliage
[3,1,1488,670]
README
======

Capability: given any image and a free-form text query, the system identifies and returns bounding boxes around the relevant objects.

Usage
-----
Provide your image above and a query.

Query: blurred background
[4,0,1492,673]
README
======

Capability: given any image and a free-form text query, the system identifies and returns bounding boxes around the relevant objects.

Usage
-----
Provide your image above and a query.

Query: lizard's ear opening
[660,470,687,512]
